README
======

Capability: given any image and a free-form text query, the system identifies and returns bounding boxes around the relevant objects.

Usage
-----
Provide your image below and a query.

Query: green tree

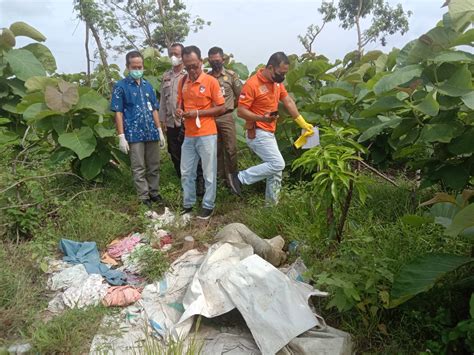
[298,1,337,54]
[337,0,412,54]
[109,0,211,52]
[74,0,120,91]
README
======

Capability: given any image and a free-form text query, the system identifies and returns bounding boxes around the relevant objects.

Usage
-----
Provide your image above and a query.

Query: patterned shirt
[110,76,160,143]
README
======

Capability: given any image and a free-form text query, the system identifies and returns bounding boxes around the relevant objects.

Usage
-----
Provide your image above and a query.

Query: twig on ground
[360,160,399,187]
[46,188,104,216]
[0,172,84,195]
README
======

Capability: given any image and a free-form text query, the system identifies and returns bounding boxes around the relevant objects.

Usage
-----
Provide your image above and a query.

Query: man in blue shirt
[111,51,166,208]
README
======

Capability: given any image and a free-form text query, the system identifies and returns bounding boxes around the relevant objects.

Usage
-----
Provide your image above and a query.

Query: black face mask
[272,71,285,83]
[210,61,223,72]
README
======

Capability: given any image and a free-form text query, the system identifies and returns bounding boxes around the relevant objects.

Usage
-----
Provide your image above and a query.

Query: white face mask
[170,55,182,67]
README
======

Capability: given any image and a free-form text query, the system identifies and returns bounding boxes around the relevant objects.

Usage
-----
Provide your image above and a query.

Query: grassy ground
[0,147,471,353]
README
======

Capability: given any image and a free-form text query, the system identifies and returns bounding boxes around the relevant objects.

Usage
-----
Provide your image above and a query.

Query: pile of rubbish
[45,208,184,315]
[42,208,351,355]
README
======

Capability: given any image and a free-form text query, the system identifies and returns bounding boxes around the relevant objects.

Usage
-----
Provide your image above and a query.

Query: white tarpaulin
[90,223,352,355]
[219,255,320,355]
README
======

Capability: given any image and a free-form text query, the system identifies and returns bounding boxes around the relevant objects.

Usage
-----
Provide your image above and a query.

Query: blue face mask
[129,70,144,80]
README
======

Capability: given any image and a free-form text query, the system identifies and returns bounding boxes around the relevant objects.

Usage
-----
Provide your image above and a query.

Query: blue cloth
[59,239,127,286]
[181,134,218,210]
[238,129,285,205]
[110,76,161,143]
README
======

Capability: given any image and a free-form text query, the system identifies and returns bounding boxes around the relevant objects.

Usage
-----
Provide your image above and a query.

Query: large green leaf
[229,62,249,80]
[358,116,403,142]
[373,65,423,95]
[80,151,110,180]
[397,27,459,66]
[461,91,474,110]
[9,21,46,41]
[437,64,472,97]
[445,204,474,237]
[45,81,79,113]
[23,103,48,121]
[22,43,57,72]
[448,0,474,31]
[58,127,96,160]
[5,49,45,81]
[448,128,474,155]
[390,254,473,308]
[452,28,474,47]
[413,91,439,116]
[419,123,463,143]
[436,165,470,190]
[360,96,406,118]
[75,89,109,114]
[25,76,57,92]
[318,94,349,103]
[429,50,474,63]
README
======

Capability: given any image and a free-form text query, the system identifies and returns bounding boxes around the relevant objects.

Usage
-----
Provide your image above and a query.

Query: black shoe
[142,199,152,209]
[150,194,163,203]
[180,207,193,215]
[197,208,213,220]
[227,172,242,196]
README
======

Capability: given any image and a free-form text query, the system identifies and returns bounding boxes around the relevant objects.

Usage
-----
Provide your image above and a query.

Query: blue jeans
[181,134,217,210]
[238,129,285,205]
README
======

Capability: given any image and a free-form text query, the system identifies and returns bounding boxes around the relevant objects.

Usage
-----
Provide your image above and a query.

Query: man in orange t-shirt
[227,52,313,205]
[176,45,225,219]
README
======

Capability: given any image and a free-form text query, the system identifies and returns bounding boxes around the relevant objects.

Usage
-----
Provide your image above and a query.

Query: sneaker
[150,194,163,203]
[180,207,193,215]
[142,199,152,209]
[227,172,242,196]
[197,208,213,220]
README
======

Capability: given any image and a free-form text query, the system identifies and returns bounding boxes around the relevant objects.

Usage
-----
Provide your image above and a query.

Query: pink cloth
[107,234,141,259]
[102,286,142,307]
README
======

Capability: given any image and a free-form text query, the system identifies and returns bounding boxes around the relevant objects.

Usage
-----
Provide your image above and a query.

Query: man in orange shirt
[176,45,226,219]
[228,52,313,205]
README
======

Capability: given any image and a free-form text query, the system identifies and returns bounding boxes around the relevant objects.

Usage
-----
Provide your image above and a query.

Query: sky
[0,0,446,74]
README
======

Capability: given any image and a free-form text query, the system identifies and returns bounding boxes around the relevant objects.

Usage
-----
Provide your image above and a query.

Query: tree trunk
[85,23,91,87]
[356,0,363,57]
[88,21,113,93]
[157,0,172,49]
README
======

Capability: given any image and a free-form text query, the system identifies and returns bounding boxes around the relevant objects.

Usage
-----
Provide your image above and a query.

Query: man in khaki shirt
[159,43,187,177]
[208,46,243,186]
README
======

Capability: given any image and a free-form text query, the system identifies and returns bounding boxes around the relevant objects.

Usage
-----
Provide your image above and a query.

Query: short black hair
[125,51,144,66]
[182,45,202,60]
[266,52,289,68]
[208,46,224,57]
[170,43,184,52]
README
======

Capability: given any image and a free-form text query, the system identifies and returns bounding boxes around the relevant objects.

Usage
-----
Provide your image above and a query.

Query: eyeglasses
[185,64,200,71]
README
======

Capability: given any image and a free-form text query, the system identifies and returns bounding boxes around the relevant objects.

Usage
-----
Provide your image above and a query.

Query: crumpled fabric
[102,286,142,307]
[62,274,109,309]
[59,239,127,286]
[107,233,142,259]
[47,264,89,291]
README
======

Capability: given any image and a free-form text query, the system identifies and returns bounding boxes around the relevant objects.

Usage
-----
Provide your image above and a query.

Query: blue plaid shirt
[110,76,160,143]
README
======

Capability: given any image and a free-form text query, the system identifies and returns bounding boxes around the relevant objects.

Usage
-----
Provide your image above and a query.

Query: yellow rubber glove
[293,115,314,149]
[294,130,314,149]
[294,115,314,133]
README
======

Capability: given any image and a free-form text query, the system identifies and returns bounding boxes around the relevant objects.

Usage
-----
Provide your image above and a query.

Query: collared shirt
[209,68,243,112]
[159,68,187,128]
[177,72,225,137]
[238,68,288,133]
[110,76,160,143]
